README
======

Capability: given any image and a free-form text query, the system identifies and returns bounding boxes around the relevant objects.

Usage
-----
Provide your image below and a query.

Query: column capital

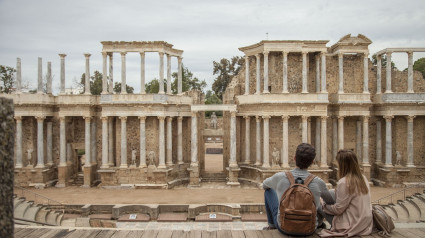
[59,53,67,58]
[83,116,91,122]
[140,51,145,56]
[255,53,261,59]
[158,116,166,121]
[320,51,327,56]
[84,53,91,58]
[282,51,288,56]
[407,51,413,56]
[59,116,66,122]
[282,115,290,121]
[15,116,22,121]
[191,112,197,117]
[337,116,345,121]
[376,54,382,60]
[338,52,344,58]
[178,56,183,62]
[383,115,394,121]
[263,50,270,55]
[262,115,271,119]
[138,116,147,122]
[243,115,250,120]
[407,115,416,121]
[35,116,45,121]
[231,112,237,117]
[363,52,369,58]
[177,116,183,122]
[315,54,320,60]
[119,116,127,122]
[108,52,113,57]
[301,115,309,120]
[102,52,108,57]
[386,51,392,56]
[120,52,127,56]
[301,51,308,55]
[166,53,171,59]
[255,115,261,122]
[101,116,108,122]
[159,52,164,57]
[167,116,173,122]
[244,55,249,60]
[321,116,328,120]
[363,116,370,122]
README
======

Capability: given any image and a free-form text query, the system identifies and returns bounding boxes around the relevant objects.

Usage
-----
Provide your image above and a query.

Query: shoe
[262,226,276,230]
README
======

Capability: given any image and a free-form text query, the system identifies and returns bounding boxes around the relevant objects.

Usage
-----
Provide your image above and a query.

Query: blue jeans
[264,188,285,234]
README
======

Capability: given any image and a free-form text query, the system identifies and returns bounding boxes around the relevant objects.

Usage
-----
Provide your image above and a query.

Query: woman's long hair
[336,149,368,195]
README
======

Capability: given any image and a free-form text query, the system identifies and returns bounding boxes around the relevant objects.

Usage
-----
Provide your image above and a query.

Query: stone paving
[115,221,268,231]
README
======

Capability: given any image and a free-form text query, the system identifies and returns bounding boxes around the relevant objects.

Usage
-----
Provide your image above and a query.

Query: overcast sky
[1,0,424,94]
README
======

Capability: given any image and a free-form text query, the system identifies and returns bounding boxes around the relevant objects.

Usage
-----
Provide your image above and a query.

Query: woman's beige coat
[319,176,373,237]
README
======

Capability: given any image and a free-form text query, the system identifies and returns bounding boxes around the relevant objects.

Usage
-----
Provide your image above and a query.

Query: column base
[119,164,128,169]
[158,164,166,169]
[15,164,23,169]
[100,164,110,169]
[254,162,261,166]
[83,165,95,187]
[383,164,394,168]
[178,161,184,165]
[35,164,45,169]
[406,164,416,168]
[56,165,69,187]
[262,91,270,94]
[262,165,271,169]
[139,164,147,168]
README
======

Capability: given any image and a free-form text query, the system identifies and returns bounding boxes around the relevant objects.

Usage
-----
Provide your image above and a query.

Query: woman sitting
[319,150,373,237]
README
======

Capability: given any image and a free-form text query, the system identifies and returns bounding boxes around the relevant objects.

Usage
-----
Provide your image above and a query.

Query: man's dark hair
[295,143,316,169]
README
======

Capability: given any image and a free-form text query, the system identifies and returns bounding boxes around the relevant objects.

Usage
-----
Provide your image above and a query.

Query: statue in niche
[130,150,137,168]
[395,151,402,167]
[147,151,157,169]
[210,112,217,129]
[272,147,280,169]
[27,149,33,167]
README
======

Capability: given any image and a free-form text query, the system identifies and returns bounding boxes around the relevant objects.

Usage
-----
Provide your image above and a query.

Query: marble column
[376,120,382,164]
[302,116,308,143]
[282,52,289,93]
[167,54,172,95]
[159,52,165,94]
[84,54,91,95]
[46,122,53,165]
[244,55,249,95]
[119,116,127,168]
[376,55,382,94]
[15,116,23,168]
[302,52,308,93]
[166,117,173,166]
[244,116,250,163]
[356,120,362,160]
[338,53,344,93]
[35,116,45,168]
[384,116,393,167]
[255,54,261,94]
[139,116,147,168]
[120,52,127,94]
[158,116,166,168]
[37,57,43,93]
[321,52,327,93]
[282,116,289,168]
[108,53,114,93]
[262,116,271,168]
[407,52,414,93]
[362,116,369,165]
[177,116,183,164]
[140,52,146,94]
[363,53,369,93]
[338,116,344,150]
[406,116,415,167]
[332,117,338,161]
[320,116,328,168]
[91,118,97,166]
[315,118,321,164]
[263,51,269,93]
[59,117,66,166]
[315,54,320,93]
[178,57,183,94]
[102,52,108,94]
[46,62,52,94]
[84,116,91,166]
[385,52,392,93]
[190,113,198,167]
[16,58,22,93]
[101,117,109,168]
[108,118,114,166]
[59,54,66,94]
[255,116,261,166]
[307,117,312,144]
[230,112,237,167]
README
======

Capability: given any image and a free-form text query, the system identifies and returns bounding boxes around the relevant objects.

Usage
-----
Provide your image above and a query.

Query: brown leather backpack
[279,171,316,236]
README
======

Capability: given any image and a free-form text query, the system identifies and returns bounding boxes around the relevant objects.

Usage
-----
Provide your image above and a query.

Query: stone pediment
[330,34,372,54]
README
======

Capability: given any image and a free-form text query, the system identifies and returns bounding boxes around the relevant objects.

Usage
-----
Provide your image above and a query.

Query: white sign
[209,214,216,219]
[129,214,137,219]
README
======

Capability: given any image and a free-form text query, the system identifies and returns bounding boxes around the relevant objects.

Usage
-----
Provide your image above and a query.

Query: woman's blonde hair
[336,149,368,195]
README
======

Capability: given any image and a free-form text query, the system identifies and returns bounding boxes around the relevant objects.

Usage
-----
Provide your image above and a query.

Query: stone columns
[84,116,91,166]
[338,116,344,150]
[321,52,327,93]
[167,54,172,95]
[84,54,91,94]
[230,112,237,168]
[108,118,114,166]
[301,116,308,143]
[139,116,147,168]
[332,117,338,161]
[140,52,146,94]
[407,52,414,93]
[91,118,97,166]
[307,117,312,144]
[244,116,250,163]
[15,116,23,168]
[102,52,108,94]
[302,51,308,93]
[376,120,382,164]
[59,117,66,166]
[363,53,369,93]
[263,51,269,93]
[119,116,127,168]
[46,62,52,94]
[178,57,183,94]
[101,117,109,169]
[406,116,415,167]
[120,52,127,94]
[158,116,166,168]
[16,58,22,93]
[255,116,261,166]
[356,120,362,160]
[315,54,320,93]
[262,116,270,168]
[46,122,53,165]
[166,117,173,166]
[108,53,114,93]
[159,52,165,94]
[244,56,249,95]
[384,116,393,167]
[320,116,328,168]
[190,113,198,167]
[35,116,45,168]
[338,53,344,94]
[37,57,43,93]
[376,55,382,94]
[385,52,392,93]
[362,116,369,166]
[282,116,289,168]
[177,116,183,164]
[315,118,321,164]
[59,54,66,94]
[255,54,261,94]
[282,52,289,93]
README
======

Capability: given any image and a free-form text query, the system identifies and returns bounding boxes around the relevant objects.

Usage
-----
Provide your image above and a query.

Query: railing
[14,185,64,206]
[372,181,425,205]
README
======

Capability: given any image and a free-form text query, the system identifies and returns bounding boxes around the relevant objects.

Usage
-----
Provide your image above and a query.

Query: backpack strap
[303,174,316,187]
[285,171,295,185]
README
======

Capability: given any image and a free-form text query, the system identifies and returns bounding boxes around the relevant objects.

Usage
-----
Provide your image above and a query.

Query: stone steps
[382,192,425,223]
[13,196,63,226]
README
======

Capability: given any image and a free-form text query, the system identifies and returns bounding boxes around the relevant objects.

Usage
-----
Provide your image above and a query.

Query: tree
[212,56,245,100]
[413,57,425,78]
[113,82,134,94]
[0,65,16,94]
[145,79,161,93]
[204,90,222,117]
[371,54,396,69]
[79,70,103,95]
